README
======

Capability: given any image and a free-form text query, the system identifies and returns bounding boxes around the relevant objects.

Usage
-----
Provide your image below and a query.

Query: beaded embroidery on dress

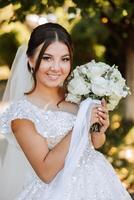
[0,96,132,200]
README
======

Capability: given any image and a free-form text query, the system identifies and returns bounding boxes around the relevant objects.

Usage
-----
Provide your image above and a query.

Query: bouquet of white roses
[65,60,130,132]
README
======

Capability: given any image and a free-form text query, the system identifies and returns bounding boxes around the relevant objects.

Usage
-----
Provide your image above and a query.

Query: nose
[51,60,61,71]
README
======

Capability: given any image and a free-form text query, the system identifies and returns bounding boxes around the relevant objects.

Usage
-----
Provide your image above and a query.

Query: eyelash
[62,57,70,62]
[42,56,51,61]
[42,56,70,62]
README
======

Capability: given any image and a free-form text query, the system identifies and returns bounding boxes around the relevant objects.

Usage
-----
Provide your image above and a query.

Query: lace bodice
[0,96,76,149]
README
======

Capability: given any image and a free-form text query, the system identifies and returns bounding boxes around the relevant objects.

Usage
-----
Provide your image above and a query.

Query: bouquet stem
[90,122,101,133]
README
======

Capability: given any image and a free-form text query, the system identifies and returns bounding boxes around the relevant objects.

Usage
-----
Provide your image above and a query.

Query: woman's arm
[91,132,106,149]
[11,119,72,184]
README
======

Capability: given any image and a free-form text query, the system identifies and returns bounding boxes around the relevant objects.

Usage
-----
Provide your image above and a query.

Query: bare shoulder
[11,119,35,134]
[61,101,79,115]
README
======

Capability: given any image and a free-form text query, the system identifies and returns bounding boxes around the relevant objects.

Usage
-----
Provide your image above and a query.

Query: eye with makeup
[62,56,70,62]
[42,55,52,61]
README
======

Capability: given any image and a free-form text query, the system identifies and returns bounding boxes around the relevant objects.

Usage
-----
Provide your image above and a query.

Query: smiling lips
[47,73,61,81]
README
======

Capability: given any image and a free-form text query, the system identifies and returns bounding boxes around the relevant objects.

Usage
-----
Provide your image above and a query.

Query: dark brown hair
[26,22,73,94]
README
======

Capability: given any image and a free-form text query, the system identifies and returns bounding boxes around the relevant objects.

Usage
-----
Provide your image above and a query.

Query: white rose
[67,77,90,95]
[110,68,127,87]
[79,66,87,75]
[111,68,122,80]
[65,93,81,104]
[78,62,93,79]
[86,60,110,78]
[91,77,109,96]
[73,68,80,78]
[109,81,125,98]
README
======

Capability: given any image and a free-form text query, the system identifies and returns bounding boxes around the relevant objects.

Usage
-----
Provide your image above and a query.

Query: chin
[39,78,65,88]
[43,82,61,88]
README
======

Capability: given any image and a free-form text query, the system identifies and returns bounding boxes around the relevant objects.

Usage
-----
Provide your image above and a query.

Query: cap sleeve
[0,99,45,136]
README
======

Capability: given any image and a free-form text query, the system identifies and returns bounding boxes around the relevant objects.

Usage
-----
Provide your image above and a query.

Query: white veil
[0,45,34,200]
[2,44,33,102]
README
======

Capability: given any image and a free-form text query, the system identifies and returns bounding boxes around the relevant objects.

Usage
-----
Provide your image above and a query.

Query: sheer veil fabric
[2,44,33,102]
[0,45,34,199]
[0,45,96,199]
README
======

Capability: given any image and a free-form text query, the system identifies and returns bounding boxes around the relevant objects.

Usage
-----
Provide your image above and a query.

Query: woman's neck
[27,84,65,108]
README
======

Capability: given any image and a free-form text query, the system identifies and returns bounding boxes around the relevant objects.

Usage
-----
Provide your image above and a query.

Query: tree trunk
[126,47,134,121]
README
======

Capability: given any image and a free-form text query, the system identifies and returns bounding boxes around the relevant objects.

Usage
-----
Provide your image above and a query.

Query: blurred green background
[0,0,134,198]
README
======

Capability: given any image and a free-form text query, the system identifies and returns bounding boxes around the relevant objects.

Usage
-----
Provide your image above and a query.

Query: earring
[30,67,34,74]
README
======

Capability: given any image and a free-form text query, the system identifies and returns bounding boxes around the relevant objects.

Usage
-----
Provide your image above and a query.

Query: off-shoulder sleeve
[0,100,45,136]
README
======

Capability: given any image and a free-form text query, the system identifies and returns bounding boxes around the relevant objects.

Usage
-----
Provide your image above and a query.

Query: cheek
[38,66,46,74]
[37,61,48,74]
[62,63,71,76]
[36,65,47,81]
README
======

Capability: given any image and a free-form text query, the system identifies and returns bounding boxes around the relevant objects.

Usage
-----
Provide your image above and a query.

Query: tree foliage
[0,32,20,66]
[70,0,134,72]
[0,0,134,195]
[0,0,65,21]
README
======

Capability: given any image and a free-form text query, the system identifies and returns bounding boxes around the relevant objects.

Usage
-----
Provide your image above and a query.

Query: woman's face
[30,41,71,88]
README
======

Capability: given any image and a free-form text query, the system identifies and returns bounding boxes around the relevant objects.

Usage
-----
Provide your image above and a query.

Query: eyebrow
[43,53,70,57]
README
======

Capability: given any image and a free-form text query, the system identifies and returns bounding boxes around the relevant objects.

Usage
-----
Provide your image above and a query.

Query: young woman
[0,23,132,200]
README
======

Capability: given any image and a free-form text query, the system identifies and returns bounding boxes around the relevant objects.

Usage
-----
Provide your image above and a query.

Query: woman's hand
[90,99,109,134]
[97,99,109,133]
[90,99,109,149]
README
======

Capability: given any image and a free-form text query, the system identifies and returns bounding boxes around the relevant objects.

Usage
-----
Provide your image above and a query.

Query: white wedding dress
[0,96,132,200]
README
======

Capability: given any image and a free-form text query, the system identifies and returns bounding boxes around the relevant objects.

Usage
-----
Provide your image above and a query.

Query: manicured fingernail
[98,107,102,111]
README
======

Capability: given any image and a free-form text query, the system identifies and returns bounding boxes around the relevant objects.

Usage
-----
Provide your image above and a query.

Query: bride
[0,23,132,200]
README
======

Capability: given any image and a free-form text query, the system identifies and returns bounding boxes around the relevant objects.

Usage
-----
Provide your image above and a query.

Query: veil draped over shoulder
[0,45,98,200]
[0,45,34,200]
